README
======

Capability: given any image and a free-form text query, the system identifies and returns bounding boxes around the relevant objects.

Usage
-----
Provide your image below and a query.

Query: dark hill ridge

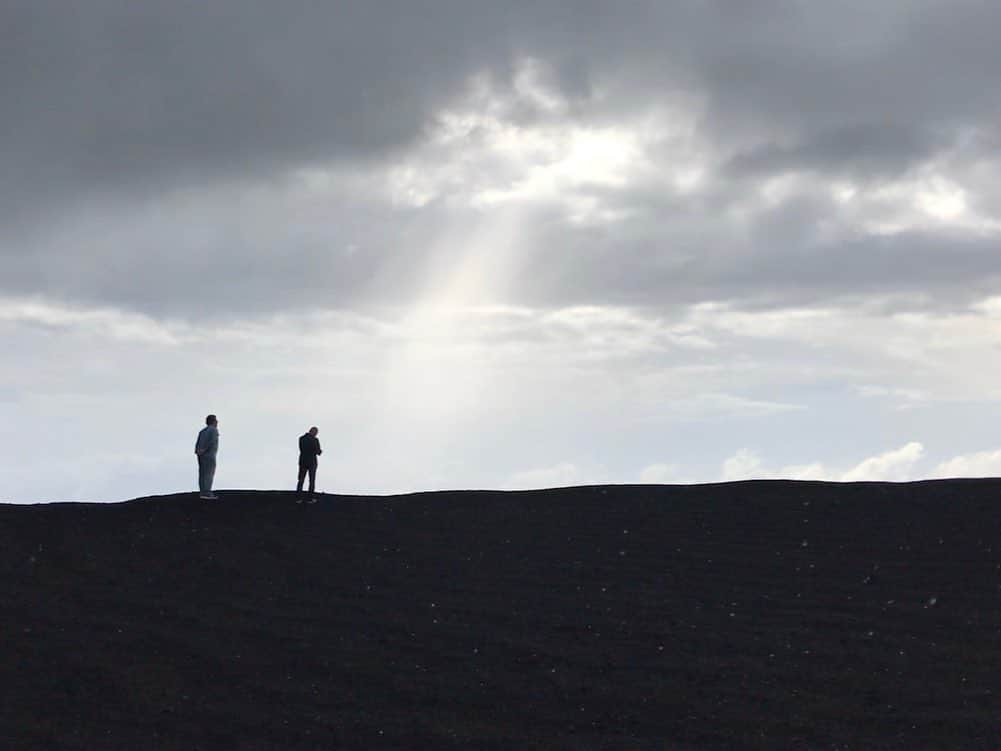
[1,480,999,750]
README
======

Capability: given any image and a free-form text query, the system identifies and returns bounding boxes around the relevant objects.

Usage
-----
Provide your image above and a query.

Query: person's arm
[195,430,204,455]
[209,428,219,455]
[316,438,322,456]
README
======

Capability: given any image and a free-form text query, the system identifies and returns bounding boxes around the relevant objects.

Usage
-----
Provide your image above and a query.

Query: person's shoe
[202,493,219,500]
[199,494,212,500]
[306,496,317,504]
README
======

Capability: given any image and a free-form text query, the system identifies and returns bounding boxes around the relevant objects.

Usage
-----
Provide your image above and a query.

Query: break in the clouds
[2,1,1001,501]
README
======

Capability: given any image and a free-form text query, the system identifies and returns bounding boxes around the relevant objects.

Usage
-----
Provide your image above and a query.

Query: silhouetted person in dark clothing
[195,414,220,500]
[297,426,322,503]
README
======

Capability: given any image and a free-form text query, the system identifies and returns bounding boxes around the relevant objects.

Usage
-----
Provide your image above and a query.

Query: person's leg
[297,464,307,493]
[205,457,216,496]
[308,465,316,495]
[198,457,209,495]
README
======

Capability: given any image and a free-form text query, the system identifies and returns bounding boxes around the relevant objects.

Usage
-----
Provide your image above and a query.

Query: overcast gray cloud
[3,1,1001,500]
[2,1,500,198]
[2,0,1000,314]
[7,2,1001,188]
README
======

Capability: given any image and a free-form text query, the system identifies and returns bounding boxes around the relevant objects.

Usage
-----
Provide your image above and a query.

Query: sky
[3,1,1001,502]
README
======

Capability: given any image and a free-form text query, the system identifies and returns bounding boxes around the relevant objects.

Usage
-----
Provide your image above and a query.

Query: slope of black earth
[1,480,1000,750]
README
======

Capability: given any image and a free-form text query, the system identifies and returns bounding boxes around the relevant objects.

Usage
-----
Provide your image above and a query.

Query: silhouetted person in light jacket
[195,414,220,500]
[297,426,322,503]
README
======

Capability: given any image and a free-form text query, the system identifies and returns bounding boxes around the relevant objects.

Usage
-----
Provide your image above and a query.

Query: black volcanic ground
[2,480,1000,750]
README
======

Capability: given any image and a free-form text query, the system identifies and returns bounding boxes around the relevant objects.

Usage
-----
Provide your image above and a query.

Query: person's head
[309,426,319,436]
[206,414,218,426]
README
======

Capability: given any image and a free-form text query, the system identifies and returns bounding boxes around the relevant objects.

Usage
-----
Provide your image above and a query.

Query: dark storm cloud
[1,0,511,216]
[3,0,1001,316]
[8,0,1000,203]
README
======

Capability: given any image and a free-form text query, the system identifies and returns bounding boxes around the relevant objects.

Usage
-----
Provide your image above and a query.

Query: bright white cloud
[381,66,711,228]
[638,463,685,484]
[780,463,832,482]
[840,442,925,482]
[857,171,1001,236]
[933,448,1001,478]
[722,449,765,482]
[504,462,583,490]
[718,443,927,483]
